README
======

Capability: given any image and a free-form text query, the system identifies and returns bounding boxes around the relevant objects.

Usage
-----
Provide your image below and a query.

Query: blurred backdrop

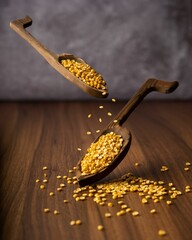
[0,0,192,100]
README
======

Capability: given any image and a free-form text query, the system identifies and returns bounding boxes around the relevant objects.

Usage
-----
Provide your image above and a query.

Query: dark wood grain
[0,101,192,240]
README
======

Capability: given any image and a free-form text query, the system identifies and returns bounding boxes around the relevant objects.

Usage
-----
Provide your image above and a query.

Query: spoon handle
[111,79,179,127]
[10,16,57,63]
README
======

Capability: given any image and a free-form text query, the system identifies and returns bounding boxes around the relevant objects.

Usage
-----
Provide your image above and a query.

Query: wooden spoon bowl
[76,126,131,186]
[76,79,179,186]
[10,16,108,98]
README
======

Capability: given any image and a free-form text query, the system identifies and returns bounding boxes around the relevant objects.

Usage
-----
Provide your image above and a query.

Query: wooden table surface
[0,101,191,240]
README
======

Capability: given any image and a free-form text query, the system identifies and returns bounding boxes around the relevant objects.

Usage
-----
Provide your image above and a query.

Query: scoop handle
[111,78,179,127]
[10,16,57,63]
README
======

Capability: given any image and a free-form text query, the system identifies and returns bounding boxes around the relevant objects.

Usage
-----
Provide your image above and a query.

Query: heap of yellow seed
[80,132,123,175]
[73,173,182,205]
[61,59,107,90]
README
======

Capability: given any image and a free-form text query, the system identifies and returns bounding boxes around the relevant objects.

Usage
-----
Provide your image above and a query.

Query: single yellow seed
[43,173,47,177]
[184,167,190,171]
[44,208,50,213]
[132,211,139,216]
[54,210,59,215]
[141,198,148,204]
[99,105,104,109]
[99,118,102,123]
[57,188,63,192]
[135,162,140,166]
[43,166,48,170]
[57,175,62,179]
[185,185,190,189]
[121,204,128,209]
[118,200,124,205]
[96,130,100,133]
[63,199,69,203]
[77,148,82,151]
[166,200,172,205]
[150,209,157,214]
[49,192,55,196]
[76,220,82,225]
[43,179,48,183]
[69,169,74,173]
[158,181,164,185]
[168,183,173,187]
[87,131,92,135]
[88,114,92,118]
[99,202,105,206]
[108,202,114,207]
[107,112,112,116]
[158,230,166,236]
[112,98,116,102]
[185,189,191,193]
[60,183,65,188]
[97,225,104,231]
[80,196,86,201]
[105,213,112,218]
[40,185,45,190]
[113,120,118,123]
[63,175,67,179]
[75,197,80,201]
[126,208,132,213]
[70,220,76,226]
[185,162,191,166]
[35,179,40,183]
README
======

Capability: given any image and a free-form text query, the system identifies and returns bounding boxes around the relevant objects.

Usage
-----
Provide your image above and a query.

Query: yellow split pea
[61,59,107,90]
[80,132,123,175]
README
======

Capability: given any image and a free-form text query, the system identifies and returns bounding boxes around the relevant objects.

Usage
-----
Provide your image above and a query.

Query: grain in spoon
[76,79,179,186]
[10,16,108,98]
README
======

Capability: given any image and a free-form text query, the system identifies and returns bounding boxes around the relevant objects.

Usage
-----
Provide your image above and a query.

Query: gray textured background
[0,0,192,100]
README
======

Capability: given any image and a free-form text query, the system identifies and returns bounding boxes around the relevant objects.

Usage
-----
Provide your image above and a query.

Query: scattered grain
[97,225,104,231]
[53,210,59,215]
[44,208,50,213]
[158,230,167,236]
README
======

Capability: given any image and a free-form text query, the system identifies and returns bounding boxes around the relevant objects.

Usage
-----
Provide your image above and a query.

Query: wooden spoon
[10,16,108,98]
[76,79,179,186]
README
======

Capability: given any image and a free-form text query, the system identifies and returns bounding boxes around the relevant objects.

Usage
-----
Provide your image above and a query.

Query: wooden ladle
[10,16,108,98]
[76,79,179,186]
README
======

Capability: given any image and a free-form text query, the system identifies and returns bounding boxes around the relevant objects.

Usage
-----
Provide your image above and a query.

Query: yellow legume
[61,59,107,90]
[97,225,104,231]
[54,210,59,215]
[80,132,123,175]
[44,208,50,213]
[40,185,45,190]
[158,229,166,236]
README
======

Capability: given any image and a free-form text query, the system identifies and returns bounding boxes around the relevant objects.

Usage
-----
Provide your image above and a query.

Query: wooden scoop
[10,16,108,98]
[76,79,179,186]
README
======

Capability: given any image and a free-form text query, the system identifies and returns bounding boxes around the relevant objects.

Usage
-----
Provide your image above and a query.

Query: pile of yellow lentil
[80,132,123,175]
[36,163,191,237]
[61,59,107,90]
